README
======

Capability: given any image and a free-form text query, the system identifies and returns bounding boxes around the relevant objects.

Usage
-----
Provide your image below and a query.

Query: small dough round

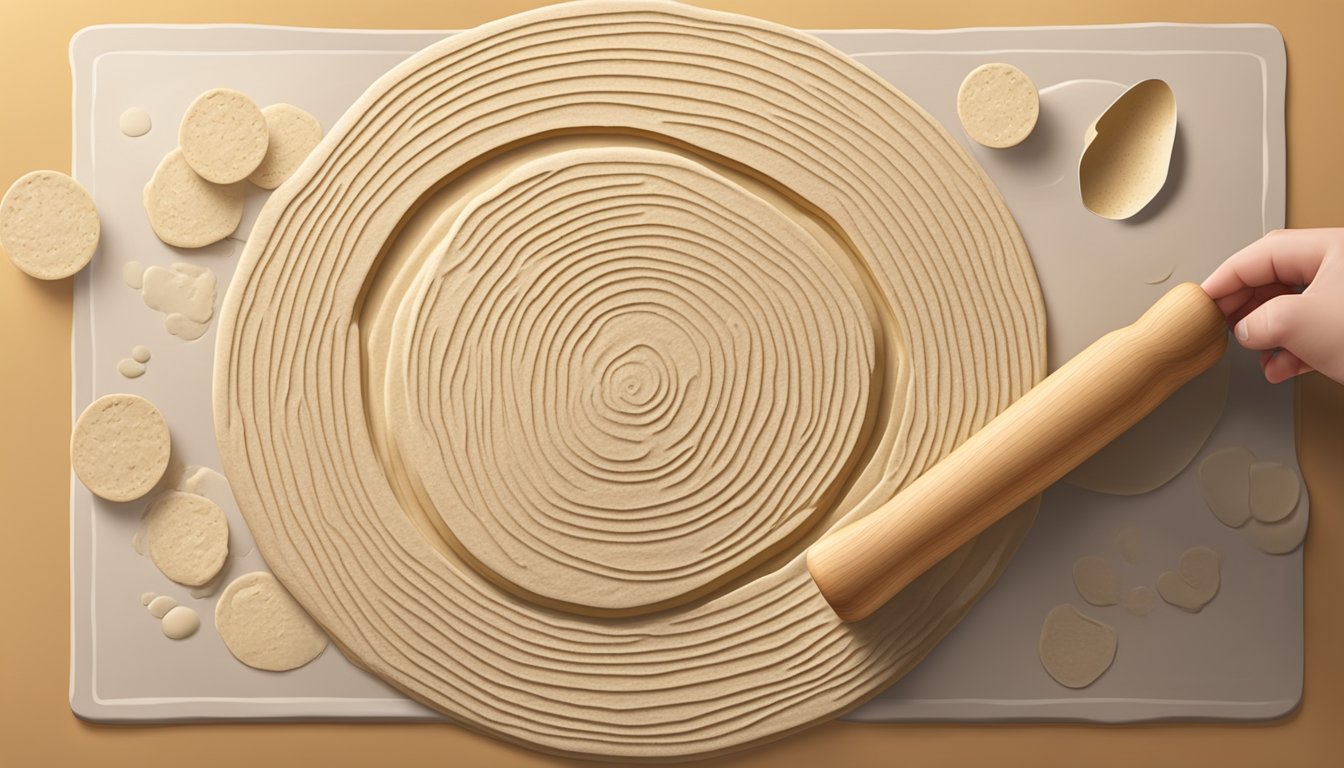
[1,170,100,279]
[71,394,171,502]
[178,88,269,184]
[1039,604,1117,688]
[1072,555,1120,606]
[216,572,328,671]
[957,63,1039,149]
[145,491,229,587]
[1248,461,1300,523]
[119,107,152,138]
[248,104,323,190]
[144,148,244,248]
[161,606,201,639]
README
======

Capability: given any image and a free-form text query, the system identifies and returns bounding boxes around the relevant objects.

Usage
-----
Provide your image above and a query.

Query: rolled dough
[143,148,244,248]
[1199,446,1254,527]
[178,88,269,184]
[1248,461,1300,523]
[1072,555,1120,606]
[144,491,229,587]
[1038,604,1117,688]
[70,393,170,502]
[956,63,1039,149]
[0,170,99,280]
[215,572,328,672]
[1249,504,1308,555]
[248,104,322,190]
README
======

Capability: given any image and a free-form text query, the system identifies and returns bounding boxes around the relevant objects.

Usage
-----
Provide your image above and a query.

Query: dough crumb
[1072,555,1120,606]
[1039,604,1117,688]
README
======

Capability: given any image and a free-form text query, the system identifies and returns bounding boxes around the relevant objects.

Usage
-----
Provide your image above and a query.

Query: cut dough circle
[1072,555,1119,606]
[248,104,323,190]
[71,393,171,502]
[178,88,269,184]
[145,491,229,586]
[1249,504,1309,555]
[1200,446,1254,527]
[0,170,100,280]
[215,572,328,671]
[956,63,1039,149]
[143,149,244,248]
[1039,604,1117,688]
[1157,545,1220,612]
[1248,461,1300,523]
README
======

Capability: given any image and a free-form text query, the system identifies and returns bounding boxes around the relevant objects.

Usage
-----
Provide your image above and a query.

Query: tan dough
[1199,446,1254,527]
[215,572,328,671]
[139,263,217,341]
[1072,555,1120,606]
[1157,545,1220,612]
[1248,461,1300,523]
[1121,585,1155,616]
[248,104,323,190]
[956,63,1039,148]
[0,170,100,280]
[1249,504,1309,555]
[214,1,1045,759]
[1039,604,1117,688]
[143,148,244,248]
[144,491,229,587]
[1080,79,1178,220]
[178,88,269,184]
[70,394,171,502]
[119,107,152,138]
[1113,526,1144,564]
[161,606,201,639]
[146,594,177,619]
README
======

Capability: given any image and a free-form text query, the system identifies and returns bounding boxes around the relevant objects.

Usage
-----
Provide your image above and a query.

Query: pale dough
[1080,79,1178,220]
[131,345,151,363]
[956,63,1039,148]
[215,572,328,672]
[139,263,217,341]
[178,88,269,184]
[119,107,152,138]
[1249,504,1309,555]
[0,170,100,280]
[1121,585,1155,616]
[1157,545,1220,612]
[1248,461,1300,523]
[1199,446,1254,527]
[1072,555,1120,606]
[1038,604,1117,688]
[70,394,171,502]
[144,491,229,587]
[161,606,201,640]
[139,591,156,606]
[1113,526,1143,564]
[117,358,146,378]
[146,594,177,619]
[248,104,323,190]
[123,260,144,289]
[143,148,244,248]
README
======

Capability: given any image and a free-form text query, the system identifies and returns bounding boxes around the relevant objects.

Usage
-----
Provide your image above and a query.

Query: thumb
[1234,293,1311,351]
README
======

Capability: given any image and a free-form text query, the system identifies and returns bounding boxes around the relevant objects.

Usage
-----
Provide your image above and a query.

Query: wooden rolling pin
[806,282,1228,622]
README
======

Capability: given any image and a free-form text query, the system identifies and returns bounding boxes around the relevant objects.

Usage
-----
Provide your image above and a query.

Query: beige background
[2,1,1341,765]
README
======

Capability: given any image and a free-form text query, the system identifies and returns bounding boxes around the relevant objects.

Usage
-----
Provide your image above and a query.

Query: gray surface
[69,22,1296,725]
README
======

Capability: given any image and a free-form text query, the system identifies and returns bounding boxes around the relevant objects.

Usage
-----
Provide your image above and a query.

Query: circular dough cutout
[1039,604,1117,688]
[215,572,328,671]
[248,104,323,190]
[1,170,100,280]
[71,394,170,502]
[145,491,229,586]
[178,88,269,184]
[144,148,245,248]
[957,63,1039,149]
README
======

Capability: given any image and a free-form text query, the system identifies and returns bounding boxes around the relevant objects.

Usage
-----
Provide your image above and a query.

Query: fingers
[1261,349,1314,384]
[1202,228,1335,301]
[1216,282,1297,324]
[1234,292,1312,351]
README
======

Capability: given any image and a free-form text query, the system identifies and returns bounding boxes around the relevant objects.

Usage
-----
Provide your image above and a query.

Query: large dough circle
[215,1,1045,760]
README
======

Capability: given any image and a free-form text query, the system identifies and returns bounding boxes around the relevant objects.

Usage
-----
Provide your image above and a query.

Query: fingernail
[1235,320,1249,341]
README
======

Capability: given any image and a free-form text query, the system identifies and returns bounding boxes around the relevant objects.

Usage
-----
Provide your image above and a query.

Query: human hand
[1202,228,1344,385]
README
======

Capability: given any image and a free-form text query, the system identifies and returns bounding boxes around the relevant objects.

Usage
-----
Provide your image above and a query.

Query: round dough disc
[145,491,229,586]
[71,393,170,502]
[178,88,270,184]
[248,104,323,190]
[1,170,100,280]
[1039,604,1117,688]
[215,572,328,671]
[143,148,245,248]
[957,62,1040,149]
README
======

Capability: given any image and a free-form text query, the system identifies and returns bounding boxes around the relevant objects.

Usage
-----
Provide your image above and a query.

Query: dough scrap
[0,170,100,280]
[1072,555,1120,606]
[956,62,1039,148]
[1039,604,1117,688]
[146,594,177,619]
[70,394,170,502]
[145,491,229,587]
[143,148,244,248]
[1121,585,1155,616]
[178,88,269,184]
[1248,461,1300,523]
[215,572,328,671]
[1249,504,1309,555]
[248,104,323,190]
[119,107,152,138]
[1080,78,1178,220]
[1113,526,1143,564]
[1157,545,1220,612]
[161,605,200,639]
[1199,446,1254,527]
[139,263,217,341]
